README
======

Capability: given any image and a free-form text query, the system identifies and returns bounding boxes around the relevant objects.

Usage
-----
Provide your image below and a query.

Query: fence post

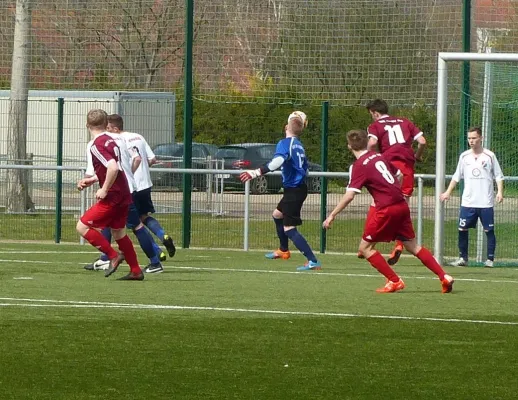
[243,180,250,251]
[319,101,329,253]
[181,0,194,249]
[417,177,423,246]
[55,97,64,243]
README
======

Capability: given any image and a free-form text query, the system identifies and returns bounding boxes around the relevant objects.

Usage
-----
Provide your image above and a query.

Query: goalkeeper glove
[239,168,262,182]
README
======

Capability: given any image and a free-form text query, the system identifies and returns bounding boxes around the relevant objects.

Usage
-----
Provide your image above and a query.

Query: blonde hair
[87,109,108,130]
[347,129,368,151]
[287,115,304,136]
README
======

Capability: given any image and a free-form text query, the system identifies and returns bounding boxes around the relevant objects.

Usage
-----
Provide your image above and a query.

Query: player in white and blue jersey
[440,127,504,268]
[240,111,321,271]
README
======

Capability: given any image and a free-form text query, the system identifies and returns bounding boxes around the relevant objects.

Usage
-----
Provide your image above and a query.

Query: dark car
[151,142,219,190]
[215,143,322,194]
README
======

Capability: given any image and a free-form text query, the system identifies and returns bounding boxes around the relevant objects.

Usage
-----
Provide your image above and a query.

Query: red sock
[116,235,141,274]
[84,229,118,259]
[396,239,404,249]
[363,205,376,231]
[416,247,445,279]
[367,251,400,282]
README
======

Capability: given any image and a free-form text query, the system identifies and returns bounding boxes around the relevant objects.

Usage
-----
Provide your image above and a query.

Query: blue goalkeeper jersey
[274,137,308,188]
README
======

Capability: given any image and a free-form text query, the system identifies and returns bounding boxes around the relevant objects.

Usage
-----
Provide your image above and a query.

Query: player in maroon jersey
[76,109,144,281]
[364,99,427,266]
[323,129,453,293]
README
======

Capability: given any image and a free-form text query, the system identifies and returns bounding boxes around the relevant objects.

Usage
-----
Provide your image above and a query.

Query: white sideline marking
[0,251,98,254]
[0,297,516,326]
[0,259,517,285]
[13,277,33,280]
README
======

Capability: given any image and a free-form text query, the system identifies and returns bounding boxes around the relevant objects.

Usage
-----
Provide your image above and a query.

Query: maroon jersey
[347,151,405,209]
[367,115,422,166]
[90,133,131,206]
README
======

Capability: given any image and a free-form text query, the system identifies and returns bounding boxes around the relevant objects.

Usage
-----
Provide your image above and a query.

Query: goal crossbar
[435,52,518,263]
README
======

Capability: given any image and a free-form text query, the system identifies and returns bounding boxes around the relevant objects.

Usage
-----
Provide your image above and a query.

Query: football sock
[285,228,317,263]
[99,227,112,261]
[115,235,141,274]
[102,227,112,242]
[273,217,289,251]
[458,230,469,260]
[84,229,118,260]
[416,247,446,280]
[486,230,496,261]
[143,216,165,242]
[134,226,160,264]
[152,242,163,258]
[395,239,404,249]
[366,251,399,282]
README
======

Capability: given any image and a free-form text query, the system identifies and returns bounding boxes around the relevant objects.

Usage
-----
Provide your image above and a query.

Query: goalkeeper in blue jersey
[240,111,321,271]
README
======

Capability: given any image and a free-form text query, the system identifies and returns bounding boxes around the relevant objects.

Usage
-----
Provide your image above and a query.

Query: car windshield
[153,144,184,157]
[216,147,247,159]
[256,145,276,158]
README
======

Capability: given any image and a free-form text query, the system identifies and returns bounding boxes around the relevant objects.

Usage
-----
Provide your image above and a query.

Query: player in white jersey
[440,127,504,267]
[107,114,176,271]
[83,122,165,273]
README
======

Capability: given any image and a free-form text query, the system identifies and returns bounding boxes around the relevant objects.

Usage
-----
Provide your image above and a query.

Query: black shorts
[276,184,308,226]
[132,188,156,216]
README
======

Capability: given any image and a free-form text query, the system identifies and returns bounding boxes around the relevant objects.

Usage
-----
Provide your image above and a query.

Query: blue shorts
[133,188,156,216]
[125,198,142,230]
[458,206,494,231]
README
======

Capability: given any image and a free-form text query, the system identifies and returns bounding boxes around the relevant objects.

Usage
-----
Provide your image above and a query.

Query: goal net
[436,52,518,267]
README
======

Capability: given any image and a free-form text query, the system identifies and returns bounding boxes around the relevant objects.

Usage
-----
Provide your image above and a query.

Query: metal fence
[1,164,517,266]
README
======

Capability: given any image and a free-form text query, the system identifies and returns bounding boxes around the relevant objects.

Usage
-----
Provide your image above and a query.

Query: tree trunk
[7,0,34,213]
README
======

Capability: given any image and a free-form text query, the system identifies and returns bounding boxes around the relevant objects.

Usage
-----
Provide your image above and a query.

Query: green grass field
[0,243,517,399]
[2,213,518,262]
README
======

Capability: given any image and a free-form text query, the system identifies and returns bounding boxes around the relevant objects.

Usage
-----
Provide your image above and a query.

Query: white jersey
[452,148,504,208]
[121,131,155,191]
[86,132,138,193]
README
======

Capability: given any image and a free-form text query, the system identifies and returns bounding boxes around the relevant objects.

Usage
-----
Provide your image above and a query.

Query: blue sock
[144,216,165,242]
[458,230,469,260]
[153,242,163,257]
[285,228,317,263]
[134,226,160,264]
[99,227,112,261]
[486,230,496,261]
[273,218,289,251]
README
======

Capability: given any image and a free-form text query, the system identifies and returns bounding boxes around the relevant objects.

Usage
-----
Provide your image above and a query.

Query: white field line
[1,258,518,285]
[0,297,516,326]
[0,251,98,254]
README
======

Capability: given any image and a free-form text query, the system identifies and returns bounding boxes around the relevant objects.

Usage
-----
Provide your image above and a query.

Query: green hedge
[172,98,518,182]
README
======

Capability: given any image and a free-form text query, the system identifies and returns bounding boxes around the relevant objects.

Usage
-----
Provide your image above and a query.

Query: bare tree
[7,0,34,213]
[91,0,186,90]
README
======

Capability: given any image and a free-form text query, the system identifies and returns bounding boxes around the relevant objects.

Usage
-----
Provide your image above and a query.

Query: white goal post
[435,52,518,263]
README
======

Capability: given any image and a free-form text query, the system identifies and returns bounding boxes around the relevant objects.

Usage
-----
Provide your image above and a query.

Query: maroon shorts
[80,201,129,230]
[391,160,414,197]
[363,201,415,243]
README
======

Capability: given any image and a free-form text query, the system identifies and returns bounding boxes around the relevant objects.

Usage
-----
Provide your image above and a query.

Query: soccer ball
[288,111,308,128]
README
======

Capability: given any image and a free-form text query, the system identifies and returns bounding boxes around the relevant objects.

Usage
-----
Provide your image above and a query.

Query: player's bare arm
[496,180,504,203]
[323,191,356,229]
[415,135,426,162]
[439,179,458,202]
[131,155,142,174]
[77,175,98,191]
[96,160,119,200]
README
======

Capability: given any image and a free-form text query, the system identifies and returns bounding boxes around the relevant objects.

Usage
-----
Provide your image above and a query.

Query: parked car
[151,142,219,190]
[215,143,322,194]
